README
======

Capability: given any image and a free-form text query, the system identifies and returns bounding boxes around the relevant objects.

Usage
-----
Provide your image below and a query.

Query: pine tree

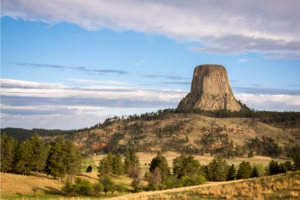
[15,139,34,175]
[227,164,236,180]
[130,150,140,167]
[172,151,187,178]
[1,133,18,173]
[106,152,115,168]
[251,166,259,177]
[248,150,254,158]
[98,156,113,177]
[113,153,124,177]
[64,140,82,182]
[46,137,67,181]
[236,161,252,179]
[124,150,131,173]
[269,160,280,175]
[149,151,170,181]
[30,133,47,173]
[293,153,300,171]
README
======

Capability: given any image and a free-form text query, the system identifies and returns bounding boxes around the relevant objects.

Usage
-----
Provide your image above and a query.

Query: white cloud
[236,94,300,111]
[2,0,300,58]
[1,78,187,102]
[66,78,138,85]
[239,58,252,62]
[2,78,300,129]
[1,104,109,111]
[1,113,113,129]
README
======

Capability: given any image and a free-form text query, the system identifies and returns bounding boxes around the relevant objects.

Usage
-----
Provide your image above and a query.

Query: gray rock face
[177,64,241,111]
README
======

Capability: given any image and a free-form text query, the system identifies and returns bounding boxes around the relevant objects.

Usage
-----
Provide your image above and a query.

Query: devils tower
[177,64,242,111]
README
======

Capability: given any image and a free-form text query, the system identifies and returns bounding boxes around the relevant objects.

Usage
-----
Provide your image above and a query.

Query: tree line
[1,132,82,182]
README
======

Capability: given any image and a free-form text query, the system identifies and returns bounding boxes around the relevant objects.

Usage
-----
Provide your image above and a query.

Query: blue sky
[1,0,300,129]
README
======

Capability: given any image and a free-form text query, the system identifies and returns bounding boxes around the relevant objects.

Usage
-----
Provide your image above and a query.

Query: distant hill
[0,127,77,143]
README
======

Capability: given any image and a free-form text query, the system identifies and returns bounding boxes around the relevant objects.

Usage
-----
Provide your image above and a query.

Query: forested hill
[0,128,77,143]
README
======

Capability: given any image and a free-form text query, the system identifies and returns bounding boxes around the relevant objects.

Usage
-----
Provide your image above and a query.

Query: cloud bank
[2,0,300,58]
[1,78,300,129]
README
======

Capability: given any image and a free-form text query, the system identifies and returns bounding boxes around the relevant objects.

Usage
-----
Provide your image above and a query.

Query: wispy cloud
[143,74,187,80]
[239,58,253,62]
[67,78,139,86]
[11,62,129,75]
[161,82,191,85]
[134,60,145,65]
[3,0,300,59]
[233,86,300,96]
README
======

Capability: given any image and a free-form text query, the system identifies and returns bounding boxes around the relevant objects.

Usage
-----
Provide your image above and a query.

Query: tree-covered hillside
[0,128,77,143]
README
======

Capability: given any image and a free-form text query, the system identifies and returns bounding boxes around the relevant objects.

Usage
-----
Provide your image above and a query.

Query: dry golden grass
[1,172,64,197]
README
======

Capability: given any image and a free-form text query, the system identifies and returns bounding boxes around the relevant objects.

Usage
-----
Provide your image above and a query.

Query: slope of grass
[43,114,297,157]
[0,172,138,199]
[106,171,300,200]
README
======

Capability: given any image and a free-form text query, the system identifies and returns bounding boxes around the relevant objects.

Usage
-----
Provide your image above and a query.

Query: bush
[179,175,206,187]
[93,183,104,197]
[150,184,158,191]
[86,165,93,172]
[61,177,73,196]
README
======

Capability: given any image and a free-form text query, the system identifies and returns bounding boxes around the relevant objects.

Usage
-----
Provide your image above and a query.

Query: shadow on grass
[75,173,98,181]
[36,186,64,196]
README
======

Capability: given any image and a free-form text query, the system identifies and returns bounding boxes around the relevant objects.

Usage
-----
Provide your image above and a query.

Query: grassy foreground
[2,171,300,200]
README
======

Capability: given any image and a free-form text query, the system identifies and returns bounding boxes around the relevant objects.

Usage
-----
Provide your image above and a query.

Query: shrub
[150,184,159,191]
[93,183,104,197]
[61,177,73,196]
[86,165,93,172]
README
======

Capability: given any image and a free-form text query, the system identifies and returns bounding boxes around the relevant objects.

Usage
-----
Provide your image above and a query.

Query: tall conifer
[30,133,47,173]
[113,153,124,176]
[124,150,131,172]
[15,139,34,175]
[46,137,67,181]
[1,133,18,173]
[64,140,82,182]
[130,150,140,167]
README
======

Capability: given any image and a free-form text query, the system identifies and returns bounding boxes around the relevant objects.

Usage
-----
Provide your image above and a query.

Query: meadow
[2,171,300,200]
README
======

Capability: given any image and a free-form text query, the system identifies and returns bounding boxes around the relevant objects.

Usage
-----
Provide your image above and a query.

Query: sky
[1,0,300,130]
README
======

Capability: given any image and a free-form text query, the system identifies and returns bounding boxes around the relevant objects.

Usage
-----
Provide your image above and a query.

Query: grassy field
[106,171,300,200]
[0,172,137,199]
[2,171,300,200]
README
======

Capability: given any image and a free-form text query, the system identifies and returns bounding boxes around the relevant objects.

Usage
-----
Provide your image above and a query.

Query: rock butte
[177,64,242,111]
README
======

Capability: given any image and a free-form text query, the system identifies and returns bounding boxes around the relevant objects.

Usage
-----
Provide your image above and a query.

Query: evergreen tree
[207,154,229,181]
[98,156,113,177]
[1,133,18,173]
[30,133,47,173]
[113,153,124,176]
[293,153,300,171]
[269,160,280,175]
[227,164,236,180]
[283,161,293,172]
[251,166,259,177]
[149,151,170,181]
[130,150,140,167]
[106,152,115,167]
[46,137,67,181]
[236,161,252,179]
[248,150,254,158]
[173,151,187,178]
[64,140,82,182]
[15,139,34,175]
[124,150,131,172]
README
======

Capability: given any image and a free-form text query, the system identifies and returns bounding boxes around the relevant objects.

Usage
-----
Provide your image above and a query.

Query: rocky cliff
[177,64,242,111]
